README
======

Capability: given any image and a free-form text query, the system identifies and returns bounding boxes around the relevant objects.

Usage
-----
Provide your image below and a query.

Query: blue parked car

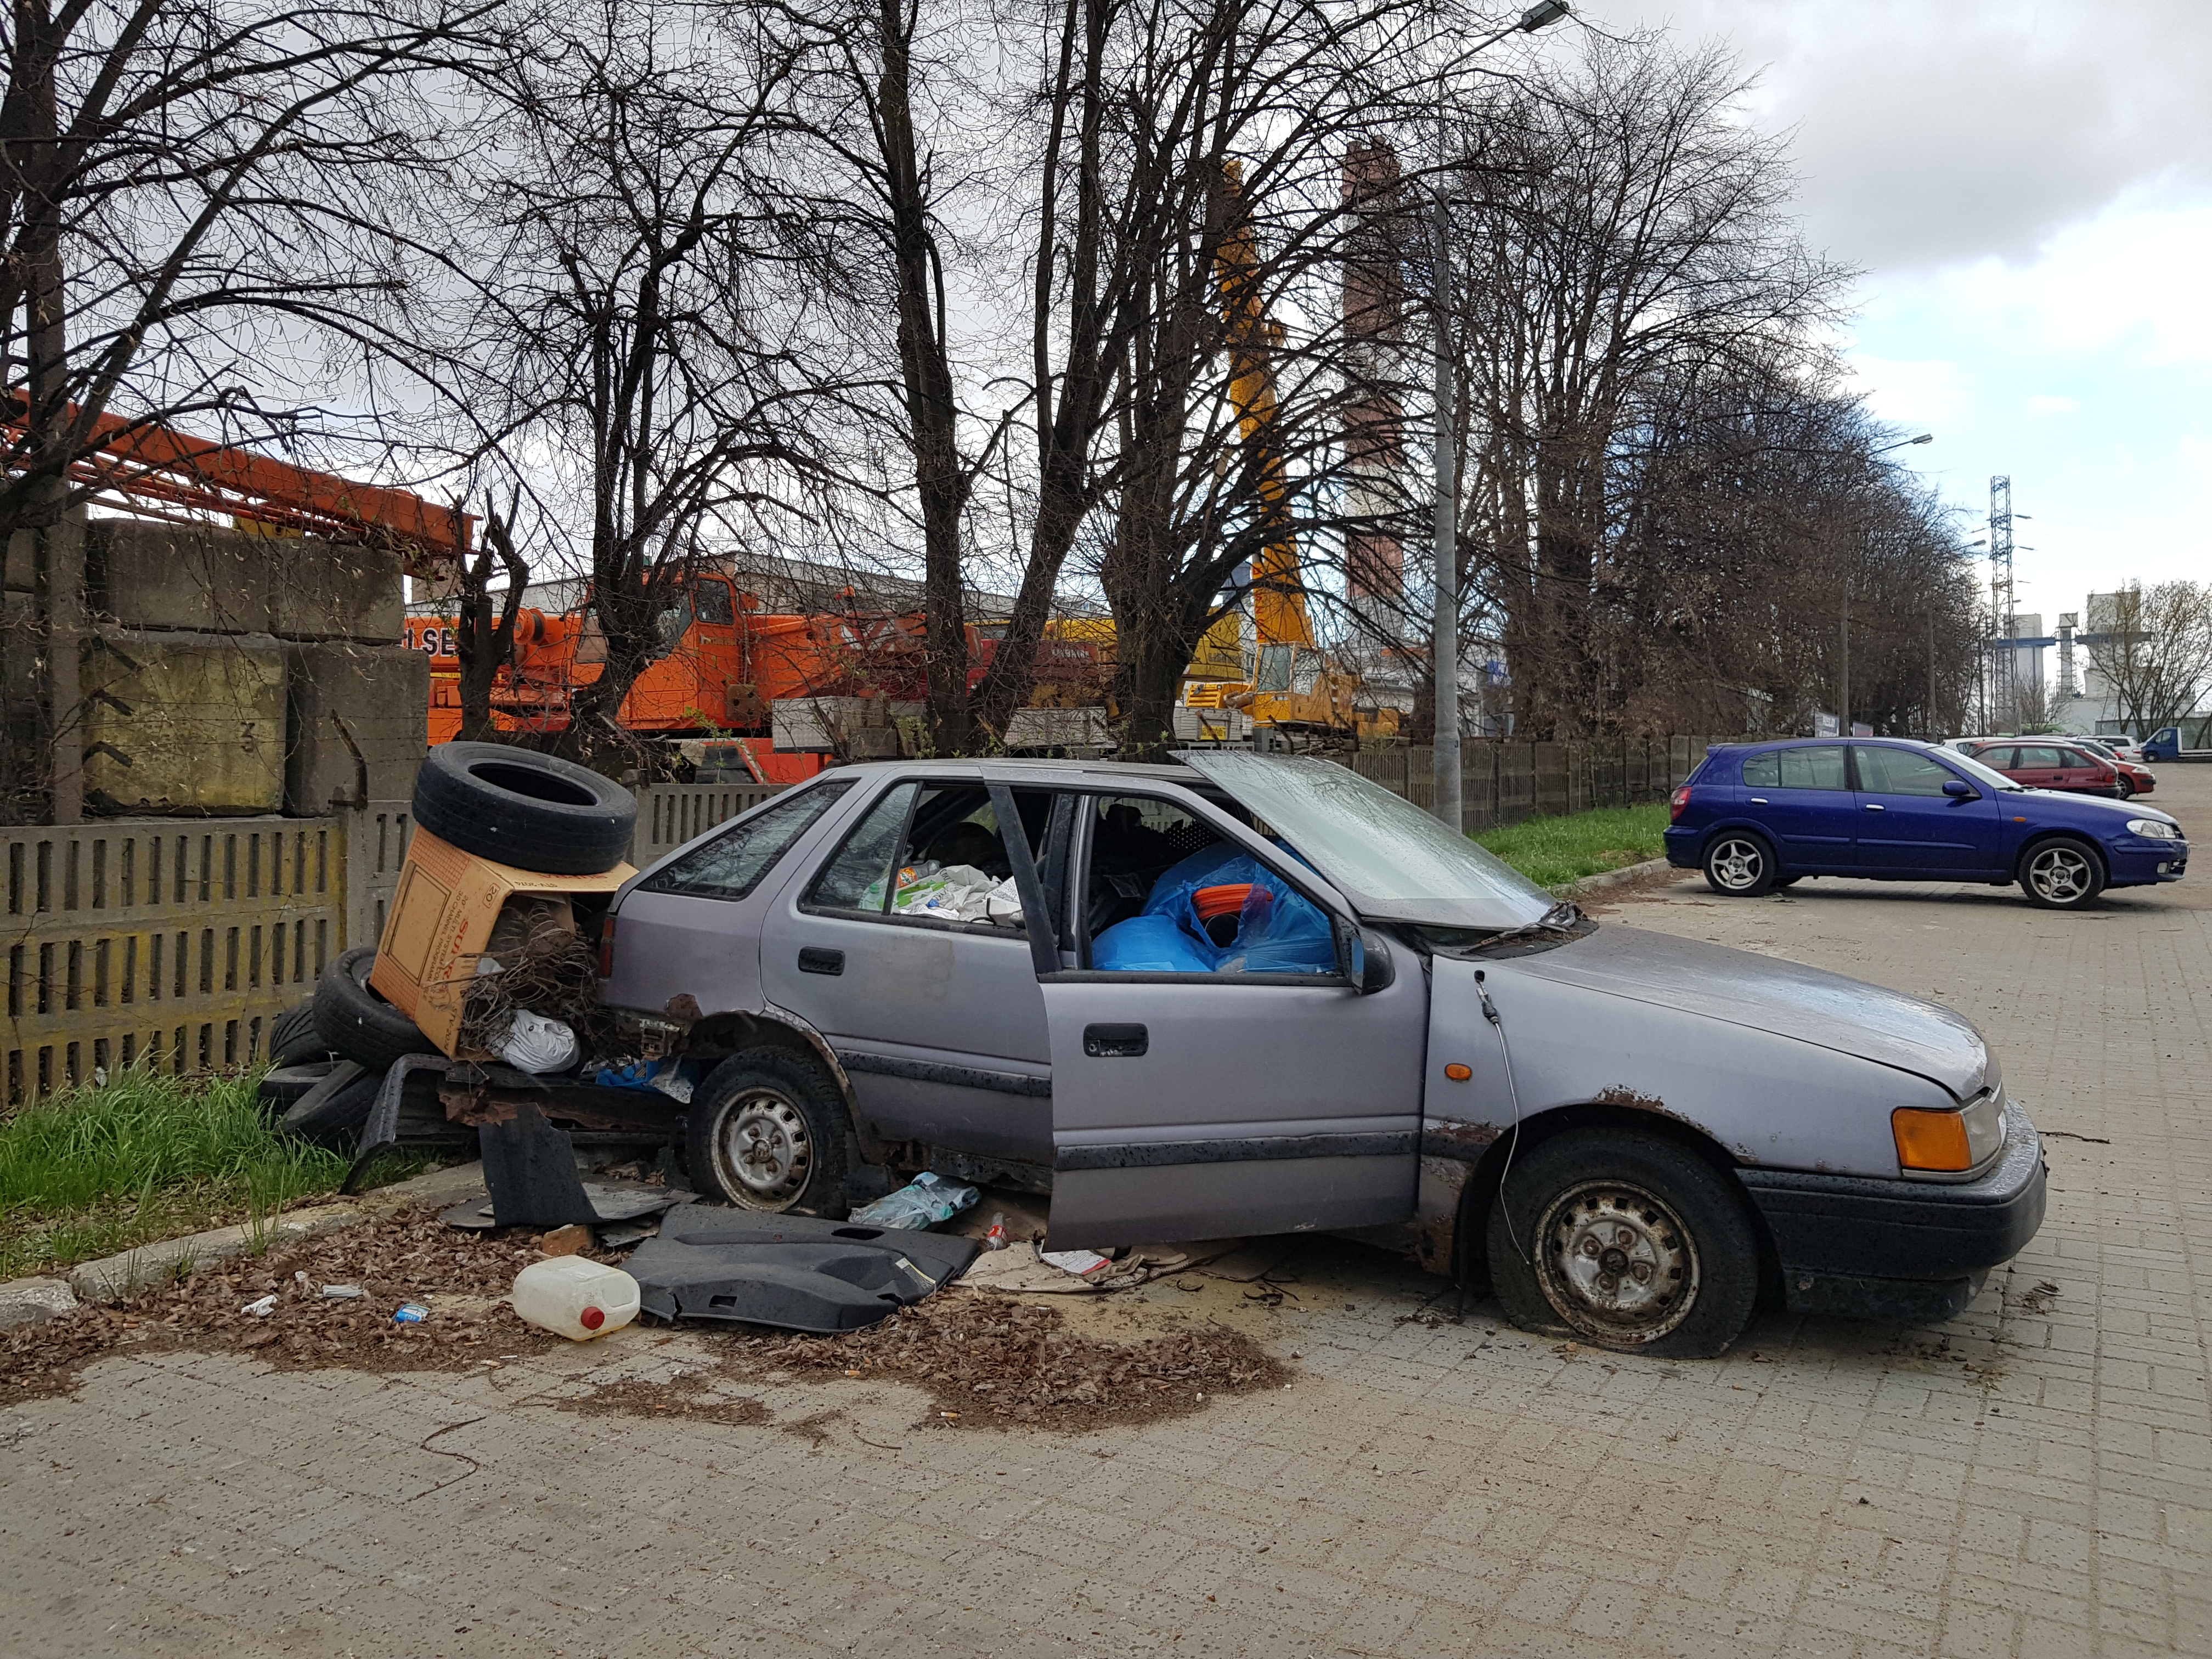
[1664,738,2188,910]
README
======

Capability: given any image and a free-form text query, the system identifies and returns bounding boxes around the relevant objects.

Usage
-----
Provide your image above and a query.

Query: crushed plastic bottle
[846,1170,980,1231]
[981,1212,1009,1251]
[512,1258,641,1341]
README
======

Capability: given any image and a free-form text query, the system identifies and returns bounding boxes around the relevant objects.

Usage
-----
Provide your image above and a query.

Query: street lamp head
[1909,432,1933,444]
[1519,1,1571,29]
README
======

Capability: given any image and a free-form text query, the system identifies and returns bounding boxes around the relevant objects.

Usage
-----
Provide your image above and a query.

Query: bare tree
[447,0,849,772]
[0,0,492,820]
[2085,582,2212,740]
[453,496,530,741]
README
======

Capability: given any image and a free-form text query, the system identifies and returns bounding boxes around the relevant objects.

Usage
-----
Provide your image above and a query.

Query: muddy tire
[684,1049,854,1216]
[266,998,331,1067]
[2018,836,2104,910]
[280,1062,382,1150]
[258,1059,342,1119]
[1701,832,1777,897]
[412,741,636,875]
[312,948,434,1071]
[1487,1127,1761,1359]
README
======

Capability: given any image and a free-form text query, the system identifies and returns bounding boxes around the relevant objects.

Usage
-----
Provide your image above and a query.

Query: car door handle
[1863,804,1884,811]
[1083,1023,1148,1058]
[798,947,844,976]
[1748,797,1768,804]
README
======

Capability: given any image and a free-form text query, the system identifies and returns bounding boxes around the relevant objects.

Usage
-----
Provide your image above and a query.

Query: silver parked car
[598,755,2046,1358]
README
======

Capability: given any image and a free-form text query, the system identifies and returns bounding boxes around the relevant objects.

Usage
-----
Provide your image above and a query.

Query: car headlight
[2126,818,2181,840]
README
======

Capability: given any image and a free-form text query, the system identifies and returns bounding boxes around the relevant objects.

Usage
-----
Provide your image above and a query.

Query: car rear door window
[1976,747,2019,770]
[804,780,1049,928]
[638,781,853,902]
[1853,748,1955,797]
[1752,744,1846,789]
[806,782,921,912]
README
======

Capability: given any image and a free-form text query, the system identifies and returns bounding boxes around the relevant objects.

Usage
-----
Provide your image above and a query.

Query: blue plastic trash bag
[1140,849,1336,974]
[1092,912,1219,972]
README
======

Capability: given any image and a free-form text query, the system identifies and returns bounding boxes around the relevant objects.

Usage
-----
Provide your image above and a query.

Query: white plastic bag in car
[984,876,1024,926]
[499,1009,578,1073]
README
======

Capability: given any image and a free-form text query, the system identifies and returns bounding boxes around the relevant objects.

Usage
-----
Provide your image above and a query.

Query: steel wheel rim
[1533,1178,1700,1344]
[1708,838,1764,891]
[2028,846,2092,904]
[712,1089,813,1207]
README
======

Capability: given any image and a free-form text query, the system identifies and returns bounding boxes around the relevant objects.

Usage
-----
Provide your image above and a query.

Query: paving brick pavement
[6,770,2211,1657]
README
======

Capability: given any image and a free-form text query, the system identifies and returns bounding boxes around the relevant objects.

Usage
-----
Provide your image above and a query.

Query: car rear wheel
[684,1048,854,1216]
[2019,837,2106,909]
[1486,1127,1761,1358]
[1702,833,1776,897]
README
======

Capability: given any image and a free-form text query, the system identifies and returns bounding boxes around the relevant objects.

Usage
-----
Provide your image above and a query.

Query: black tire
[1702,831,1777,897]
[2018,836,2106,909]
[412,741,637,875]
[265,998,332,1067]
[312,947,435,1070]
[684,1048,855,1216]
[280,1063,382,1150]
[258,1059,342,1118]
[2113,776,2135,800]
[1486,1127,1762,1359]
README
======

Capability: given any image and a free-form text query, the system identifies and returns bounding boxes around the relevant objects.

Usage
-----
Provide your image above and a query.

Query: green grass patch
[1476,802,1672,891]
[0,1068,349,1281]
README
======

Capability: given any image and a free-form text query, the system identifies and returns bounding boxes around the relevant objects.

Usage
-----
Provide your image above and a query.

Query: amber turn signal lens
[1893,1107,1972,1172]
[1444,1063,1472,1082]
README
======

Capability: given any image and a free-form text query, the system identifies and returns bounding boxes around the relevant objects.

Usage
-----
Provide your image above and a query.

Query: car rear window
[1740,745,1846,790]
[637,780,853,902]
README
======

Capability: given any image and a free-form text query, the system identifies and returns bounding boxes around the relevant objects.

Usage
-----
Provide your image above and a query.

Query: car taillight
[597,917,616,979]
[1669,784,1692,821]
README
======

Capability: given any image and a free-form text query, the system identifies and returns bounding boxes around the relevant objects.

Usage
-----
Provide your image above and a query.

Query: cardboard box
[370,827,633,1058]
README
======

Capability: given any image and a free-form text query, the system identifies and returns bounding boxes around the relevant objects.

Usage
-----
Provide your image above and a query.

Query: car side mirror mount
[1942,779,1978,800]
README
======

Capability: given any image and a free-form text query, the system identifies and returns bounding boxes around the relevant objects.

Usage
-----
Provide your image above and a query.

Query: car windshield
[1947,751,2025,792]
[1178,751,1558,929]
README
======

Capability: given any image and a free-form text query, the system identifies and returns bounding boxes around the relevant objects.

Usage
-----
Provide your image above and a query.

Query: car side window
[805,782,919,912]
[2017,746,2064,769]
[1854,748,1957,797]
[1977,747,2018,769]
[2057,749,2095,769]
[1740,751,1779,788]
[1775,745,1846,791]
[638,780,854,902]
[804,780,1047,929]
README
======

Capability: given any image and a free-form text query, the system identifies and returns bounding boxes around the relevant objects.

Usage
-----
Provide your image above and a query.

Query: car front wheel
[2113,776,2135,800]
[685,1048,855,1215]
[2019,837,2105,909]
[1702,832,1777,896]
[1485,1127,1761,1358]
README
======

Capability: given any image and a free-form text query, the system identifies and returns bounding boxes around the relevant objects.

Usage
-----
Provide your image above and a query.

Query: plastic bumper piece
[1736,1101,2046,1323]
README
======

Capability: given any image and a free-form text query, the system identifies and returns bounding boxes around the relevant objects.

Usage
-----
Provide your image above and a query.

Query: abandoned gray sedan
[598,754,2046,1357]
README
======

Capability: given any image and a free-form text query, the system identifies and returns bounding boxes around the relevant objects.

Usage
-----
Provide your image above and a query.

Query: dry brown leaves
[730,1297,1289,1432]
[4,1209,1293,1434]
[0,1209,578,1406]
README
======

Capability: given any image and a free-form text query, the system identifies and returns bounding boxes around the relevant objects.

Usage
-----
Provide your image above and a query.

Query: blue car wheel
[2018,837,2105,909]
[1703,832,1776,897]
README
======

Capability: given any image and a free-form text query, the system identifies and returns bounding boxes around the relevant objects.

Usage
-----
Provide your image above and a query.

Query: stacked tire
[274,745,636,1151]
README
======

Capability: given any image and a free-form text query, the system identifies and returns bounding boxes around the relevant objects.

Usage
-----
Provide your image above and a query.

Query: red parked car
[1959,740,2155,800]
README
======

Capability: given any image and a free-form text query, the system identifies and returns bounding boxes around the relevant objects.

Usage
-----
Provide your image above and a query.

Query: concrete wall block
[285,641,428,814]
[89,520,275,635]
[273,537,404,642]
[82,629,286,815]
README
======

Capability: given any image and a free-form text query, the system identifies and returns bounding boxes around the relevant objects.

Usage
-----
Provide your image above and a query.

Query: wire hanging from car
[1474,969,1530,1266]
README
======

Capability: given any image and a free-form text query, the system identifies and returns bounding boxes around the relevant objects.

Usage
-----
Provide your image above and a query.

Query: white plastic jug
[512,1257,641,1341]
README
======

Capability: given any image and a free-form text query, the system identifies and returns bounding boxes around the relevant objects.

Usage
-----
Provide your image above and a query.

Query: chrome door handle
[1863,804,1884,811]
[1748,797,1769,804]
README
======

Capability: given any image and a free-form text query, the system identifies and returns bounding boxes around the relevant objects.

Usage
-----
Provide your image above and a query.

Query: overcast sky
[1587,0,2211,636]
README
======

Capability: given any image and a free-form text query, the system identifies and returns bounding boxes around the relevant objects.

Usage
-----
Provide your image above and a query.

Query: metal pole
[1838,578,1849,736]
[1927,606,1938,739]
[1430,191,1461,832]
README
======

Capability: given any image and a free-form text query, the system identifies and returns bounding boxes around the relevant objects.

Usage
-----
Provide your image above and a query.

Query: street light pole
[1428,1,1569,832]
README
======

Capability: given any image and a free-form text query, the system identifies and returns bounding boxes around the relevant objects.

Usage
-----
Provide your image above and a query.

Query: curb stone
[1560,856,1677,897]
[66,1205,368,1303]
[0,1277,78,1330]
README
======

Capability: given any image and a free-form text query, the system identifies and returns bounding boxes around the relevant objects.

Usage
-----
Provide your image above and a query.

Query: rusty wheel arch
[1451,1101,1782,1305]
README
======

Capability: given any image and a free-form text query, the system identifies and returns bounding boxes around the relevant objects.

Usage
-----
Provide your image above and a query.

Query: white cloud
[2024,394,2079,417]
[1841,353,1973,428]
